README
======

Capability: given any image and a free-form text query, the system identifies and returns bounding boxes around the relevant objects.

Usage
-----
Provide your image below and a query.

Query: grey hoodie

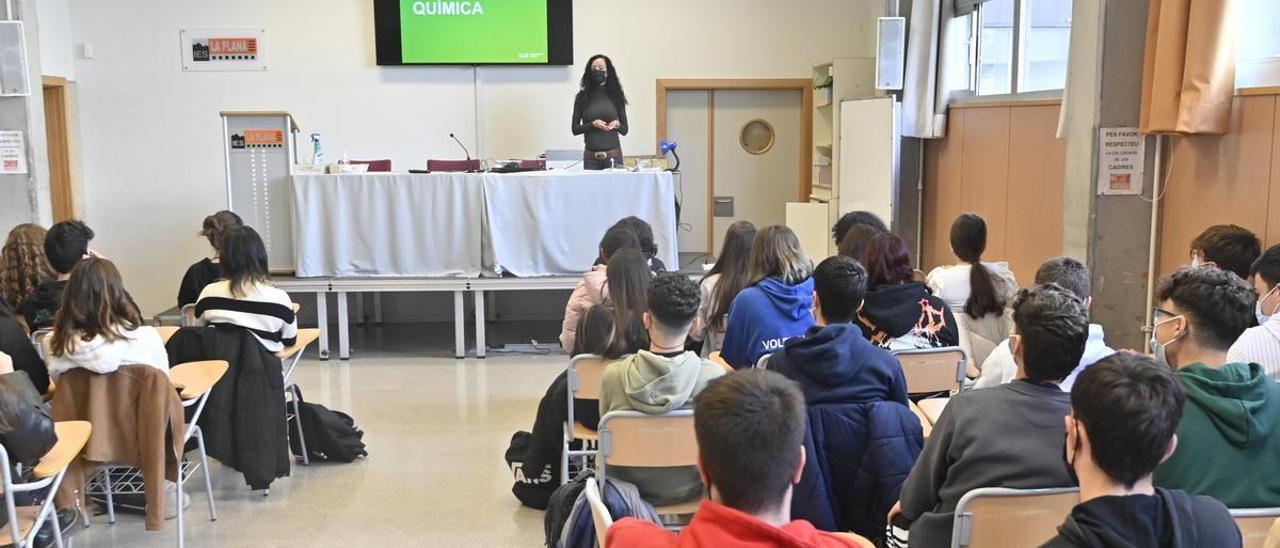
[599,350,725,505]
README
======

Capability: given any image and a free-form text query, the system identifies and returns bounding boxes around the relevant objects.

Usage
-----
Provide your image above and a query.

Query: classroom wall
[921,102,1066,286]
[64,0,880,315]
[36,0,74,80]
[1156,92,1280,279]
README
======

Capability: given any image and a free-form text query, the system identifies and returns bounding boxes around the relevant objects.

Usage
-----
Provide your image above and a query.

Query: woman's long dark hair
[862,232,915,288]
[950,213,1004,318]
[605,248,650,356]
[838,224,881,263]
[218,226,272,298]
[576,54,628,110]
[704,221,756,332]
[573,304,616,357]
[49,258,142,357]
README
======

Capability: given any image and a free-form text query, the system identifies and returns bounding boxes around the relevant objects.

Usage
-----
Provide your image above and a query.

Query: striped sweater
[1227,314,1280,381]
[195,280,297,353]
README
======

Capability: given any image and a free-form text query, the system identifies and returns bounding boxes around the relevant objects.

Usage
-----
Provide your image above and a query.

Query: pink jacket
[560,265,609,350]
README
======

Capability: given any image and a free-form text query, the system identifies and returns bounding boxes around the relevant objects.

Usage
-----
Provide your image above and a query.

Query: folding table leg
[453,290,465,359]
[474,289,487,359]
[337,291,350,360]
[373,293,384,324]
[316,293,330,360]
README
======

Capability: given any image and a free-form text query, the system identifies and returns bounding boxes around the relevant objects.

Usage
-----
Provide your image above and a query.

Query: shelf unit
[809,57,879,254]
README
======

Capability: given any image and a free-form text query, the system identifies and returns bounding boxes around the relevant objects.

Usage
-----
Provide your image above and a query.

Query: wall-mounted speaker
[0,21,30,97]
[876,17,906,91]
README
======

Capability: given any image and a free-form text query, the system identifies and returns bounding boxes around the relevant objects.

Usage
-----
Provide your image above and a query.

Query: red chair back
[351,159,392,172]
[427,159,481,172]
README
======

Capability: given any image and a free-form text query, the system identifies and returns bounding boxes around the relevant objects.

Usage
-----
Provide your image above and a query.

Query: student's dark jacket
[177,258,222,308]
[768,323,909,406]
[17,278,64,331]
[0,302,49,393]
[792,401,924,538]
[0,371,56,466]
[857,282,958,349]
[1042,488,1241,547]
[166,325,289,490]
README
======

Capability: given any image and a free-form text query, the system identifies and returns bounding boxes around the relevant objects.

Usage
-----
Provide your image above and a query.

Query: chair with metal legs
[0,421,92,548]
[277,324,320,466]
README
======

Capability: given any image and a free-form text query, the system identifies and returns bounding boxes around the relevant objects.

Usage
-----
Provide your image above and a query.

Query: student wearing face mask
[1044,353,1240,547]
[1150,267,1280,508]
[571,54,629,170]
[1228,244,1280,380]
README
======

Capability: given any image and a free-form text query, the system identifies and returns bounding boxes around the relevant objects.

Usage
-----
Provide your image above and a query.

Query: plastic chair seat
[572,422,598,441]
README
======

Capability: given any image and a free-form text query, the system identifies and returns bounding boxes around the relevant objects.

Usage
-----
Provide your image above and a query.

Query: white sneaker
[162,480,192,520]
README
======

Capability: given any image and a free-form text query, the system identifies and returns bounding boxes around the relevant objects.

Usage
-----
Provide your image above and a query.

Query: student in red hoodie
[606,370,866,547]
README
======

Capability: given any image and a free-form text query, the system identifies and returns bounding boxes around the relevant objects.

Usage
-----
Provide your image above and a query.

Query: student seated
[837,224,881,263]
[560,226,640,351]
[976,257,1114,391]
[19,220,95,330]
[831,210,888,249]
[195,226,297,353]
[613,216,667,273]
[44,258,169,379]
[768,255,907,406]
[1229,244,1280,378]
[1044,353,1241,547]
[0,301,49,393]
[889,283,1083,547]
[720,225,815,368]
[1190,224,1260,280]
[695,221,756,356]
[1151,267,1280,507]
[177,210,242,309]
[0,223,55,312]
[599,273,725,505]
[607,370,863,547]
[926,213,1016,317]
[857,232,958,350]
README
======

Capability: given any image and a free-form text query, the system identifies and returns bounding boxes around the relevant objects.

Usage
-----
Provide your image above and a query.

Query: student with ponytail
[927,213,1017,318]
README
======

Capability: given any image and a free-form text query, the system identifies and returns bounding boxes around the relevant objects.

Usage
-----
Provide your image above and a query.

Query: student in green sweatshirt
[1151,266,1280,508]
[599,273,726,505]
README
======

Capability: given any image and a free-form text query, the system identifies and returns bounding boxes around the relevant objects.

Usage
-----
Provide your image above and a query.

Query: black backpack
[543,472,590,547]
[288,387,368,463]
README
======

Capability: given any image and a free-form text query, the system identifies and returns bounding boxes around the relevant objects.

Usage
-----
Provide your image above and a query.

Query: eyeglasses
[1152,307,1182,327]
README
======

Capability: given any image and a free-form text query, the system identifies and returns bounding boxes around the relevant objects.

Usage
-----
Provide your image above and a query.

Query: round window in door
[739,119,776,155]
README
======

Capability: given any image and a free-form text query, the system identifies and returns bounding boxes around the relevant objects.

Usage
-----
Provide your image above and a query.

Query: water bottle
[311,133,325,166]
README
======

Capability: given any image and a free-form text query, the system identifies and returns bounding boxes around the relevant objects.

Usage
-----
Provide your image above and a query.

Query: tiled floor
[74,323,562,547]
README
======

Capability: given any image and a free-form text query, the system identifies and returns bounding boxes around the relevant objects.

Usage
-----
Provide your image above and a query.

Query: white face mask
[1257,285,1280,325]
[1150,315,1183,368]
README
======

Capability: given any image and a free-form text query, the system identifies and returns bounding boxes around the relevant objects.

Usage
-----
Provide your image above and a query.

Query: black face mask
[591,70,608,85]
[1062,426,1080,487]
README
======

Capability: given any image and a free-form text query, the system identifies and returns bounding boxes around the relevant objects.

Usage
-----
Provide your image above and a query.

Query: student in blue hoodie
[767,255,908,406]
[720,225,815,369]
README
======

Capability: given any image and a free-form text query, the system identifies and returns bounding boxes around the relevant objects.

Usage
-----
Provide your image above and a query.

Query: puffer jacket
[792,401,924,538]
[0,371,56,466]
[560,266,608,350]
[955,310,1012,371]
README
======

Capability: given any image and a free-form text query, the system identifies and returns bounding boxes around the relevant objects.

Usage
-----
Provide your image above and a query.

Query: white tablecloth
[482,171,678,276]
[290,171,677,278]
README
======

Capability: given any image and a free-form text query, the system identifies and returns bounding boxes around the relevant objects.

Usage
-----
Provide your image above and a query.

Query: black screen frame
[374,0,574,66]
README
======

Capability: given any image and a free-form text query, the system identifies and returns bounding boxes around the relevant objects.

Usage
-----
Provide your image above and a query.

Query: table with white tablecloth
[290,171,678,278]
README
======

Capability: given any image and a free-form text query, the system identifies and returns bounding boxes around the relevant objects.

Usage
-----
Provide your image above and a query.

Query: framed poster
[180,28,267,72]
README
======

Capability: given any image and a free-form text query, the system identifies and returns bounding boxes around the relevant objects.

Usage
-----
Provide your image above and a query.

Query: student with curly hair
[599,273,725,505]
[1151,266,1280,507]
[0,224,54,312]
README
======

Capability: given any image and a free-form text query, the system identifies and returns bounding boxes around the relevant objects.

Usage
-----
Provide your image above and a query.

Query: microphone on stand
[450,133,476,172]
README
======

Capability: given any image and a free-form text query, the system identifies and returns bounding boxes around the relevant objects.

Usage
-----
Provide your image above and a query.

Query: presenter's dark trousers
[584,148,623,170]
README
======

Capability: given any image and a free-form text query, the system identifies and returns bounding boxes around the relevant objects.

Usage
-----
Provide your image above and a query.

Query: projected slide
[399,1,548,64]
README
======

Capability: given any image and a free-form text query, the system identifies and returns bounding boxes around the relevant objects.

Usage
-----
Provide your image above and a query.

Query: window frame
[955,0,1071,101]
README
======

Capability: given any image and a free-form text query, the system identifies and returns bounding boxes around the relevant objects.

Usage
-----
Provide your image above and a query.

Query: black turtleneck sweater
[572,86,628,151]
